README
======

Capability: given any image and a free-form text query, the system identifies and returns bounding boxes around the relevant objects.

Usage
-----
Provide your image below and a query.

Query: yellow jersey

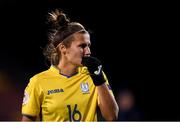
[22,65,113,121]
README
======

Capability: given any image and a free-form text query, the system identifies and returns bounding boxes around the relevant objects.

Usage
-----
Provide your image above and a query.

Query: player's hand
[82,56,106,86]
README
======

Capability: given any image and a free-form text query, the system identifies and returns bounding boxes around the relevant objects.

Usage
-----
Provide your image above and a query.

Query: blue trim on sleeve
[107,84,112,90]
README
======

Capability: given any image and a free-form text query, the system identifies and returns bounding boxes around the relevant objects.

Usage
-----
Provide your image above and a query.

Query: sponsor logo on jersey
[80,82,89,93]
[48,88,64,95]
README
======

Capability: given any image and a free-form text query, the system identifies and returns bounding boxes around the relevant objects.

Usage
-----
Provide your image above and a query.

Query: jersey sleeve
[97,71,115,105]
[22,76,44,117]
[102,71,113,93]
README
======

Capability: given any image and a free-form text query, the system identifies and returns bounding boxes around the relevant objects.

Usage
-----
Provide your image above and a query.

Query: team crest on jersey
[80,82,89,93]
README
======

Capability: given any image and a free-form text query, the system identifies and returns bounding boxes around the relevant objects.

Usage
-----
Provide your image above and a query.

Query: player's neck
[57,61,78,76]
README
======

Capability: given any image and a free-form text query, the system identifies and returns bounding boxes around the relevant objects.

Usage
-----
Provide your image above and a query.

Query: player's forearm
[97,84,119,121]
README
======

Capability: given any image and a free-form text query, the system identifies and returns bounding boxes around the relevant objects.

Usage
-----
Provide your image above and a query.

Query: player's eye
[79,44,87,49]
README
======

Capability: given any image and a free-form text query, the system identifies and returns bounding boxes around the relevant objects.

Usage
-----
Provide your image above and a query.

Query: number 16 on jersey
[67,104,82,121]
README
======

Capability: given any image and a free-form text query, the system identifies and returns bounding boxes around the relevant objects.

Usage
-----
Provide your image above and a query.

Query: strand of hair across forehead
[55,29,87,48]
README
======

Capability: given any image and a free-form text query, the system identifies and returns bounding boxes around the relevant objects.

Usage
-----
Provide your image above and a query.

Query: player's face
[65,33,91,66]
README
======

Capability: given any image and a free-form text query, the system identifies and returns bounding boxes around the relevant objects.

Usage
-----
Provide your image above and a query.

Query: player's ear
[58,43,66,55]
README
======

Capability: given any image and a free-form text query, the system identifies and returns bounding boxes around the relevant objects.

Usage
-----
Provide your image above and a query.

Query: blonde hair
[43,9,88,65]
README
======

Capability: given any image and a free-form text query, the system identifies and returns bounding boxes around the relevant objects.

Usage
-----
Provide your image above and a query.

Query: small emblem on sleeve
[23,91,29,105]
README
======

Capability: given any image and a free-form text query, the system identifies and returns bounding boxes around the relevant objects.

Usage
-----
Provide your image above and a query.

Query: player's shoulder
[29,67,54,84]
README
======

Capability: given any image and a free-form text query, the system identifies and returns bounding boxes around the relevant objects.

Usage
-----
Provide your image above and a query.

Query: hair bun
[56,13,69,27]
[48,9,70,29]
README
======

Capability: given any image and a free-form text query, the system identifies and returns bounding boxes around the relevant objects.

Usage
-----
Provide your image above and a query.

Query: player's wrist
[90,73,106,86]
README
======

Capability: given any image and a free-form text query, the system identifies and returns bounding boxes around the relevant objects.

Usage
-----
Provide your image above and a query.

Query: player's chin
[76,61,83,67]
[79,58,84,66]
[78,62,83,67]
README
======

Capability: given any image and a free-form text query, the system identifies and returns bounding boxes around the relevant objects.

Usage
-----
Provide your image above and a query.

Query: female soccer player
[21,9,119,121]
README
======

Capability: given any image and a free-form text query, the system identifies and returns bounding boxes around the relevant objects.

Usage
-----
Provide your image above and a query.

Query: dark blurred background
[0,0,179,120]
